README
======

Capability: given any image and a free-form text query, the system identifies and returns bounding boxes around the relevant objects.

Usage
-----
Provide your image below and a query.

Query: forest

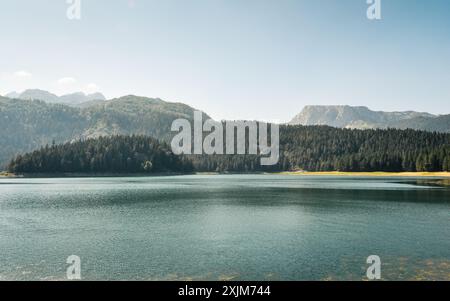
[7,135,194,174]
[7,126,450,174]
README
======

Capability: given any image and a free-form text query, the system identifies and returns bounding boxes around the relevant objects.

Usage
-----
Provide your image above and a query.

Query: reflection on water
[399,178,450,188]
[0,175,449,281]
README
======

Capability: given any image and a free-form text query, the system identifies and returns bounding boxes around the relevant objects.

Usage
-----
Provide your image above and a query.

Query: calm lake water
[0,175,449,281]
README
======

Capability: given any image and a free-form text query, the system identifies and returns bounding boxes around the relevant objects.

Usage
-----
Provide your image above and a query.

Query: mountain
[59,92,106,105]
[5,91,20,99]
[1,94,449,170]
[289,105,449,132]
[13,89,59,103]
[0,95,209,167]
[390,114,450,133]
[6,89,106,106]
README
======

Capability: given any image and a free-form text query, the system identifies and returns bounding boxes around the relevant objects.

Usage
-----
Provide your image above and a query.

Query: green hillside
[0,95,208,167]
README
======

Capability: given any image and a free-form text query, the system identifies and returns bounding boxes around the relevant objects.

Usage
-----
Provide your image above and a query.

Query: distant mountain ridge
[6,89,106,106]
[1,91,449,169]
[289,105,449,132]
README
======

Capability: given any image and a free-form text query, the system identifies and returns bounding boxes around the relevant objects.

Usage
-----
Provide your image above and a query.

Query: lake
[0,175,449,281]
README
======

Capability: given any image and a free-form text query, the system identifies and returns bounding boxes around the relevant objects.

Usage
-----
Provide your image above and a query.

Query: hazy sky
[1,0,449,121]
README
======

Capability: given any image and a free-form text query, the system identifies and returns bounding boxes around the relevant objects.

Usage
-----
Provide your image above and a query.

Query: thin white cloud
[86,83,99,92]
[57,77,77,85]
[13,70,32,78]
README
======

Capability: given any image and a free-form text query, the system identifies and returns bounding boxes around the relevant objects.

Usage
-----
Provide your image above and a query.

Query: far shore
[1,170,450,178]
[0,172,21,178]
[277,171,450,177]
[0,171,193,178]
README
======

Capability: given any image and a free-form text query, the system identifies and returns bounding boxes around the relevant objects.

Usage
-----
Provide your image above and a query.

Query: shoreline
[0,171,194,178]
[1,171,450,178]
[277,171,450,177]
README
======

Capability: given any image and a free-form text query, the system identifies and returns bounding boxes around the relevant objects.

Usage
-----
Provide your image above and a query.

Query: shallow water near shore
[0,175,449,281]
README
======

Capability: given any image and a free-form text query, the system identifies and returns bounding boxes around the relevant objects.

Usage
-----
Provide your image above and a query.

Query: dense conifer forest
[279,126,449,172]
[7,126,450,174]
[7,136,194,174]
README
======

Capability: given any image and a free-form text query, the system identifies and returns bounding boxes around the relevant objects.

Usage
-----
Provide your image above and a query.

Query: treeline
[8,135,193,174]
[278,126,450,172]
[7,126,450,174]
[188,126,450,172]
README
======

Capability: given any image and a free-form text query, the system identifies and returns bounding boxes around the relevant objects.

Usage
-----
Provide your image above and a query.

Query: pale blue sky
[1,0,449,121]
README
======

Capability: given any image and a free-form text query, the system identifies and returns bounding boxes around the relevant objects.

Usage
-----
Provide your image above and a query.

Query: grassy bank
[0,171,20,177]
[277,171,450,177]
